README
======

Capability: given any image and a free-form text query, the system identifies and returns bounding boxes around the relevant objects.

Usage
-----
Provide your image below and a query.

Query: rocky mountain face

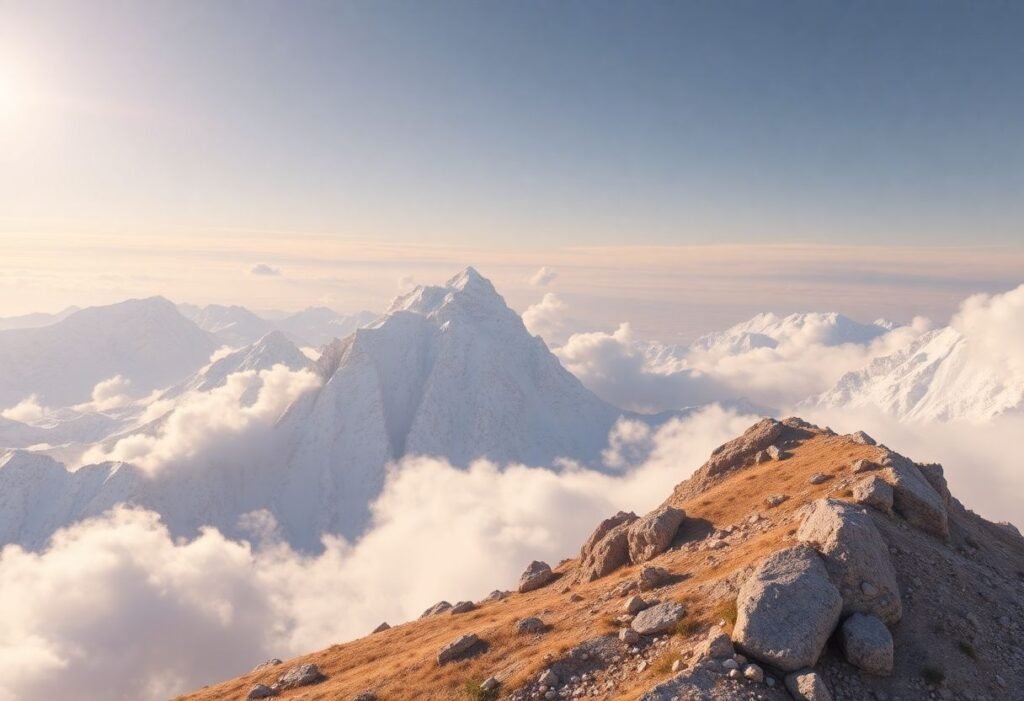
[177,418,1024,701]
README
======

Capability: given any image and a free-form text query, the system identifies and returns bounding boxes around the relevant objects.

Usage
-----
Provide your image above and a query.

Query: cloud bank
[81,365,320,473]
[0,406,755,701]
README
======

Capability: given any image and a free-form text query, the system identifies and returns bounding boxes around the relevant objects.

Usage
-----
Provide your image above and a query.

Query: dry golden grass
[177,428,879,701]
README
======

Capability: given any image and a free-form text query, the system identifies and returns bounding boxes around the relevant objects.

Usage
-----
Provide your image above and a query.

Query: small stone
[371,622,390,633]
[785,668,833,700]
[766,494,789,508]
[728,668,741,679]
[671,659,682,672]
[519,561,557,593]
[539,669,559,686]
[743,663,764,682]
[861,581,878,597]
[638,565,672,591]
[437,633,482,665]
[516,617,547,634]
[839,613,893,676]
[849,431,877,446]
[809,473,830,485]
[276,663,324,690]
[246,685,277,700]
[722,658,739,670]
[353,694,377,701]
[420,601,452,618]
[450,601,476,614]
[624,595,648,615]
[480,677,500,692]
[619,628,640,644]
[631,601,686,635]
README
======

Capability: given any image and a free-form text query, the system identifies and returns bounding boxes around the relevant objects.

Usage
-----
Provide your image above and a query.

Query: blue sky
[2,1,1023,245]
[1,2,1023,334]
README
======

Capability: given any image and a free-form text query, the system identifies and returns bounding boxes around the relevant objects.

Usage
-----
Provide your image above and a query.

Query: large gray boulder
[436,633,482,664]
[796,499,902,624]
[246,685,277,700]
[577,511,638,582]
[839,613,894,676]
[630,601,687,635]
[785,669,833,701]
[882,453,949,539]
[420,601,452,618]
[852,476,893,513]
[733,545,842,672]
[518,561,556,593]
[276,663,324,690]
[627,505,686,563]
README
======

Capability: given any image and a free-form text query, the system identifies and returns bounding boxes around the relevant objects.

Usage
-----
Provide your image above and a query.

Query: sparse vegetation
[922,664,945,685]
[714,599,738,627]
[957,641,977,660]
[464,680,498,701]
[651,650,677,674]
[674,617,702,638]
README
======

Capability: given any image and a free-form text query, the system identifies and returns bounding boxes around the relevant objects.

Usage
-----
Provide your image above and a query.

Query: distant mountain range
[1,270,1020,555]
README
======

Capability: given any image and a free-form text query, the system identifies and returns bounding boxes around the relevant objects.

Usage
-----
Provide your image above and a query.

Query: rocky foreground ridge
[177,418,1024,701]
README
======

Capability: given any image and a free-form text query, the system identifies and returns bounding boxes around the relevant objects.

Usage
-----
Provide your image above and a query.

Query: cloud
[557,317,933,413]
[555,324,729,412]
[528,266,558,288]
[0,395,46,424]
[951,284,1024,386]
[522,292,572,345]
[249,263,281,276]
[0,406,756,701]
[81,365,321,473]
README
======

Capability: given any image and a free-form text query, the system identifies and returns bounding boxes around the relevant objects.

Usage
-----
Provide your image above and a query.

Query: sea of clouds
[0,283,1022,700]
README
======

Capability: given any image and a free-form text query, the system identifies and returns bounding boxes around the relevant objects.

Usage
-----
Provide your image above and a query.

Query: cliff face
[176,418,1024,701]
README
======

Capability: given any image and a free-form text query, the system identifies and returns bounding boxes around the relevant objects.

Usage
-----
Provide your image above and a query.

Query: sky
[1,1,1022,338]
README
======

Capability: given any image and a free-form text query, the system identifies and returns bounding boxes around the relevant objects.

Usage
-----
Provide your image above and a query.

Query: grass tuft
[464,680,498,701]
[922,664,945,686]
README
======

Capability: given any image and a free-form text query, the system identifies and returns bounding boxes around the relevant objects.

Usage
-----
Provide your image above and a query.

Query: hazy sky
[1,2,1022,336]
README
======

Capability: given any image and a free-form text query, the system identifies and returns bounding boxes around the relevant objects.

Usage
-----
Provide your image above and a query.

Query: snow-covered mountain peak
[385,266,512,323]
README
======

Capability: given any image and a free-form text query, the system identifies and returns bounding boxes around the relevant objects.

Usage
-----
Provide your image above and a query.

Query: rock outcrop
[576,511,638,582]
[881,452,949,538]
[838,613,894,676]
[518,561,556,593]
[733,545,842,671]
[630,601,686,635]
[436,633,483,664]
[627,505,685,563]
[796,499,902,624]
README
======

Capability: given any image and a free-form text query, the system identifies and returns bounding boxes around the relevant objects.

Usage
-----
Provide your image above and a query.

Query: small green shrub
[714,599,738,626]
[957,641,977,660]
[464,680,498,701]
[922,664,945,685]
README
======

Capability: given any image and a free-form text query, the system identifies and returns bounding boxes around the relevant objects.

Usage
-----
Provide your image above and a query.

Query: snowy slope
[166,331,313,397]
[691,312,892,354]
[181,303,378,348]
[0,306,81,331]
[0,269,628,551]
[180,304,277,347]
[276,308,378,347]
[0,298,216,408]
[275,267,626,541]
[807,326,1024,422]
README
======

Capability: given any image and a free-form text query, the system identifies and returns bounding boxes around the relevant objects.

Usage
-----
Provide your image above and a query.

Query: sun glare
[0,63,30,124]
